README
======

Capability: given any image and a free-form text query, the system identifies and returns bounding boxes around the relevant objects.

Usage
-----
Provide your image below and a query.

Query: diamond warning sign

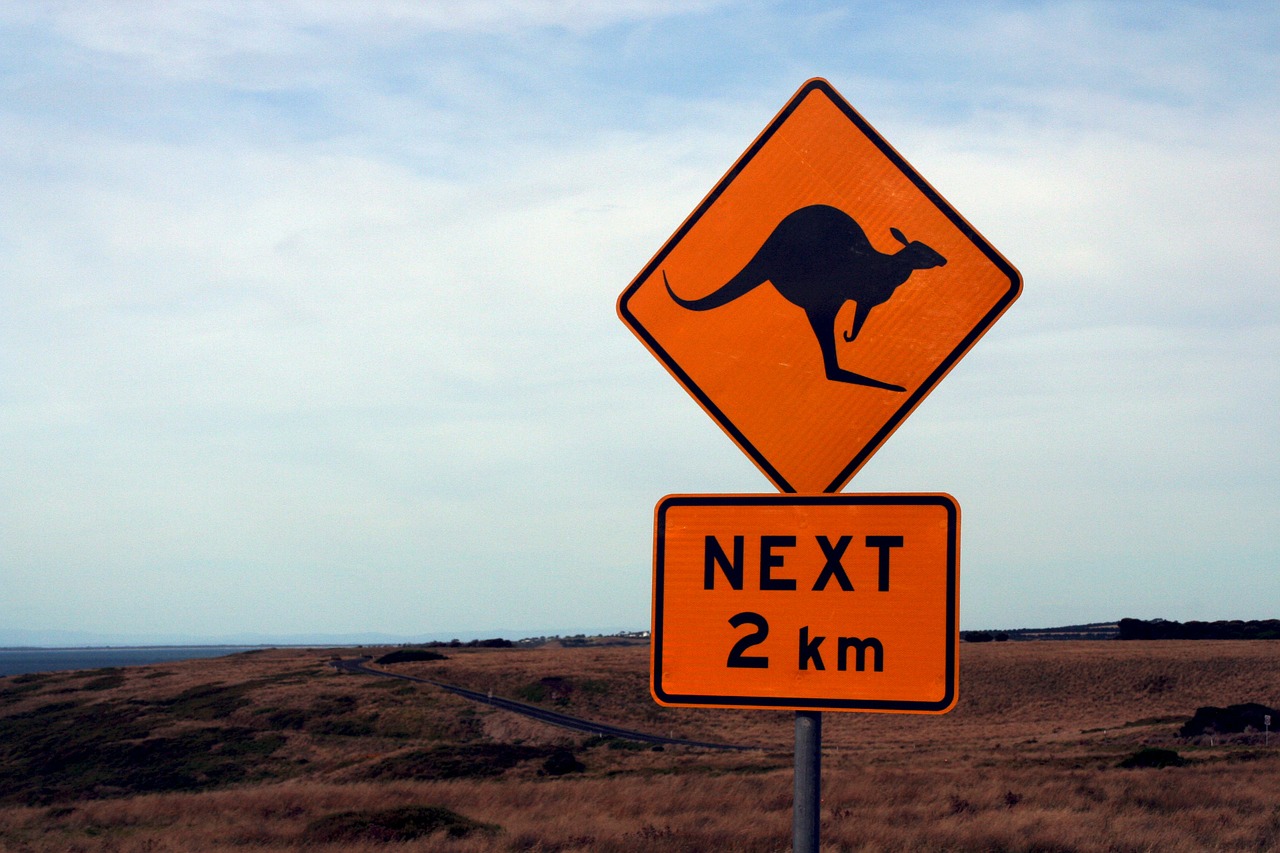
[618,78,1020,493]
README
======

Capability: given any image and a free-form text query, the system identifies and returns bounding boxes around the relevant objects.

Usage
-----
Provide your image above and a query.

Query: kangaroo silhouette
[664,204,947,391]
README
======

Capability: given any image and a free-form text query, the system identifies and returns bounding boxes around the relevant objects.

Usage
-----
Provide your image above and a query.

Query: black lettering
[837,636,884,672]
[865,535,903,591]
[798,626,825,670]
[726,612,769,668]
[811,535,854,591]
[760,535,797,590]
[704,535,744,590]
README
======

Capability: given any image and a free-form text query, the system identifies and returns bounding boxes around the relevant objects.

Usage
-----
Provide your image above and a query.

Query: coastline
[0,646,273,677]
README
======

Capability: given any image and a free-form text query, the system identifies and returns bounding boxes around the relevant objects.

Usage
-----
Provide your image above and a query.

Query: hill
[965,622,1120,641]
[2,641,1279,851]
[1118,618,1280,640]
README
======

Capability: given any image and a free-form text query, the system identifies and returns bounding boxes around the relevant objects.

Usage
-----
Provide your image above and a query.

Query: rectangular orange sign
[652,494,959,713]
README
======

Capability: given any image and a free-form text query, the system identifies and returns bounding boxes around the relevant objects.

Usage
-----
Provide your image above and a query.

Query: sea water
[0,646,264,677]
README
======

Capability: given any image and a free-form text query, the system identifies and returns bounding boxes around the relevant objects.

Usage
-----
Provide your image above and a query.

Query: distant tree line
[1118,618,1280,641]
[960,631,1009,643]
[404,638,514,649]
[960,623,1119,641]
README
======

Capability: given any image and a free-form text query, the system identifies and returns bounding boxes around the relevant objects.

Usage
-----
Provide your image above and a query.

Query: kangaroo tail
[664,264,766,311]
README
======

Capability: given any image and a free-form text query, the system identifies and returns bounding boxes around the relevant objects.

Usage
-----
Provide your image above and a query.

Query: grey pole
[794,710,822,852]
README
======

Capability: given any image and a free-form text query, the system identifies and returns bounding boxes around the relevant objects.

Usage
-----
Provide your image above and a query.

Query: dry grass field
[1,639,1278,852]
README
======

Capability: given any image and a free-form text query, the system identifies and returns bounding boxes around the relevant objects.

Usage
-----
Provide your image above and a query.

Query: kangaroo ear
[890,227,908,245]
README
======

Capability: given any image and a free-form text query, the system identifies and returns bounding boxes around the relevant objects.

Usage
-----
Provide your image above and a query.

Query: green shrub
[375,649,448,664]
[153,683,251,719]
[310,694,358,716]
[1119,747,1186,768]
[541,747,585,776]
[303,805,496,843]
[0,675,55,703]
[518,676,574,705]
[311,717,375,737]
[264,708,309,730]
[0,698,287,804]
[365,743,550,780]
[517,682,548,702]
[80,674,126,692]
[1180,703,1278,737]
[10,673,53,685]
[584,735,647,751]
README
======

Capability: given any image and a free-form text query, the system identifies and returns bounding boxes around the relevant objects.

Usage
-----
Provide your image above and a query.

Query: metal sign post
[794,711,822,853]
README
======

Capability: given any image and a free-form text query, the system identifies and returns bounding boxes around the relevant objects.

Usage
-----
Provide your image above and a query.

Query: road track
[331,657,756,751]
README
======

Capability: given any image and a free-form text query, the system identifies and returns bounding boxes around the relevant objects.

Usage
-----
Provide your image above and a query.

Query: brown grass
[1,641,1278,851]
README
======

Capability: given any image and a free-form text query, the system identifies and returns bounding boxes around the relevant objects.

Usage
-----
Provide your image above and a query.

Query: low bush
[152,683,251,719]
[309,694,358,715]
[541,747,585,776]
[375,649,449,664]
[310,717,376,737]
[584,735,648,751]
[1180,702,1278,737]
[80,673,126,691]
[264,708,308,730]
[0,702,287,804]
[302,805,496,843]
[518,676,576,705]
[0,676,57,703]
[1118,747,1187,768]
[365,743,551,780]
[8,673,52,685]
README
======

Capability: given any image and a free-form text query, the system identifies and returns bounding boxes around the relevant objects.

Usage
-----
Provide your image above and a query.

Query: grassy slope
[1,641,1278,851]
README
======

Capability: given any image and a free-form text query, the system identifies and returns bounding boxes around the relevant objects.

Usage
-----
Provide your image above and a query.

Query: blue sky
[2,1,1276,643]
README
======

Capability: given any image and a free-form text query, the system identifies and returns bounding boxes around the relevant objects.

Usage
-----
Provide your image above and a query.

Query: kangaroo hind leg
[805,307,905,392]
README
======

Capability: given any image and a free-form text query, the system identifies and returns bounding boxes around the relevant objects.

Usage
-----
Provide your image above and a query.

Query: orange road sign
[651,494,959,713]
[618,79,1020,493]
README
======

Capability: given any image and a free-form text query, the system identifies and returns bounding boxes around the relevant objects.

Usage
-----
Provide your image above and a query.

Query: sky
[2,1,1276,644]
